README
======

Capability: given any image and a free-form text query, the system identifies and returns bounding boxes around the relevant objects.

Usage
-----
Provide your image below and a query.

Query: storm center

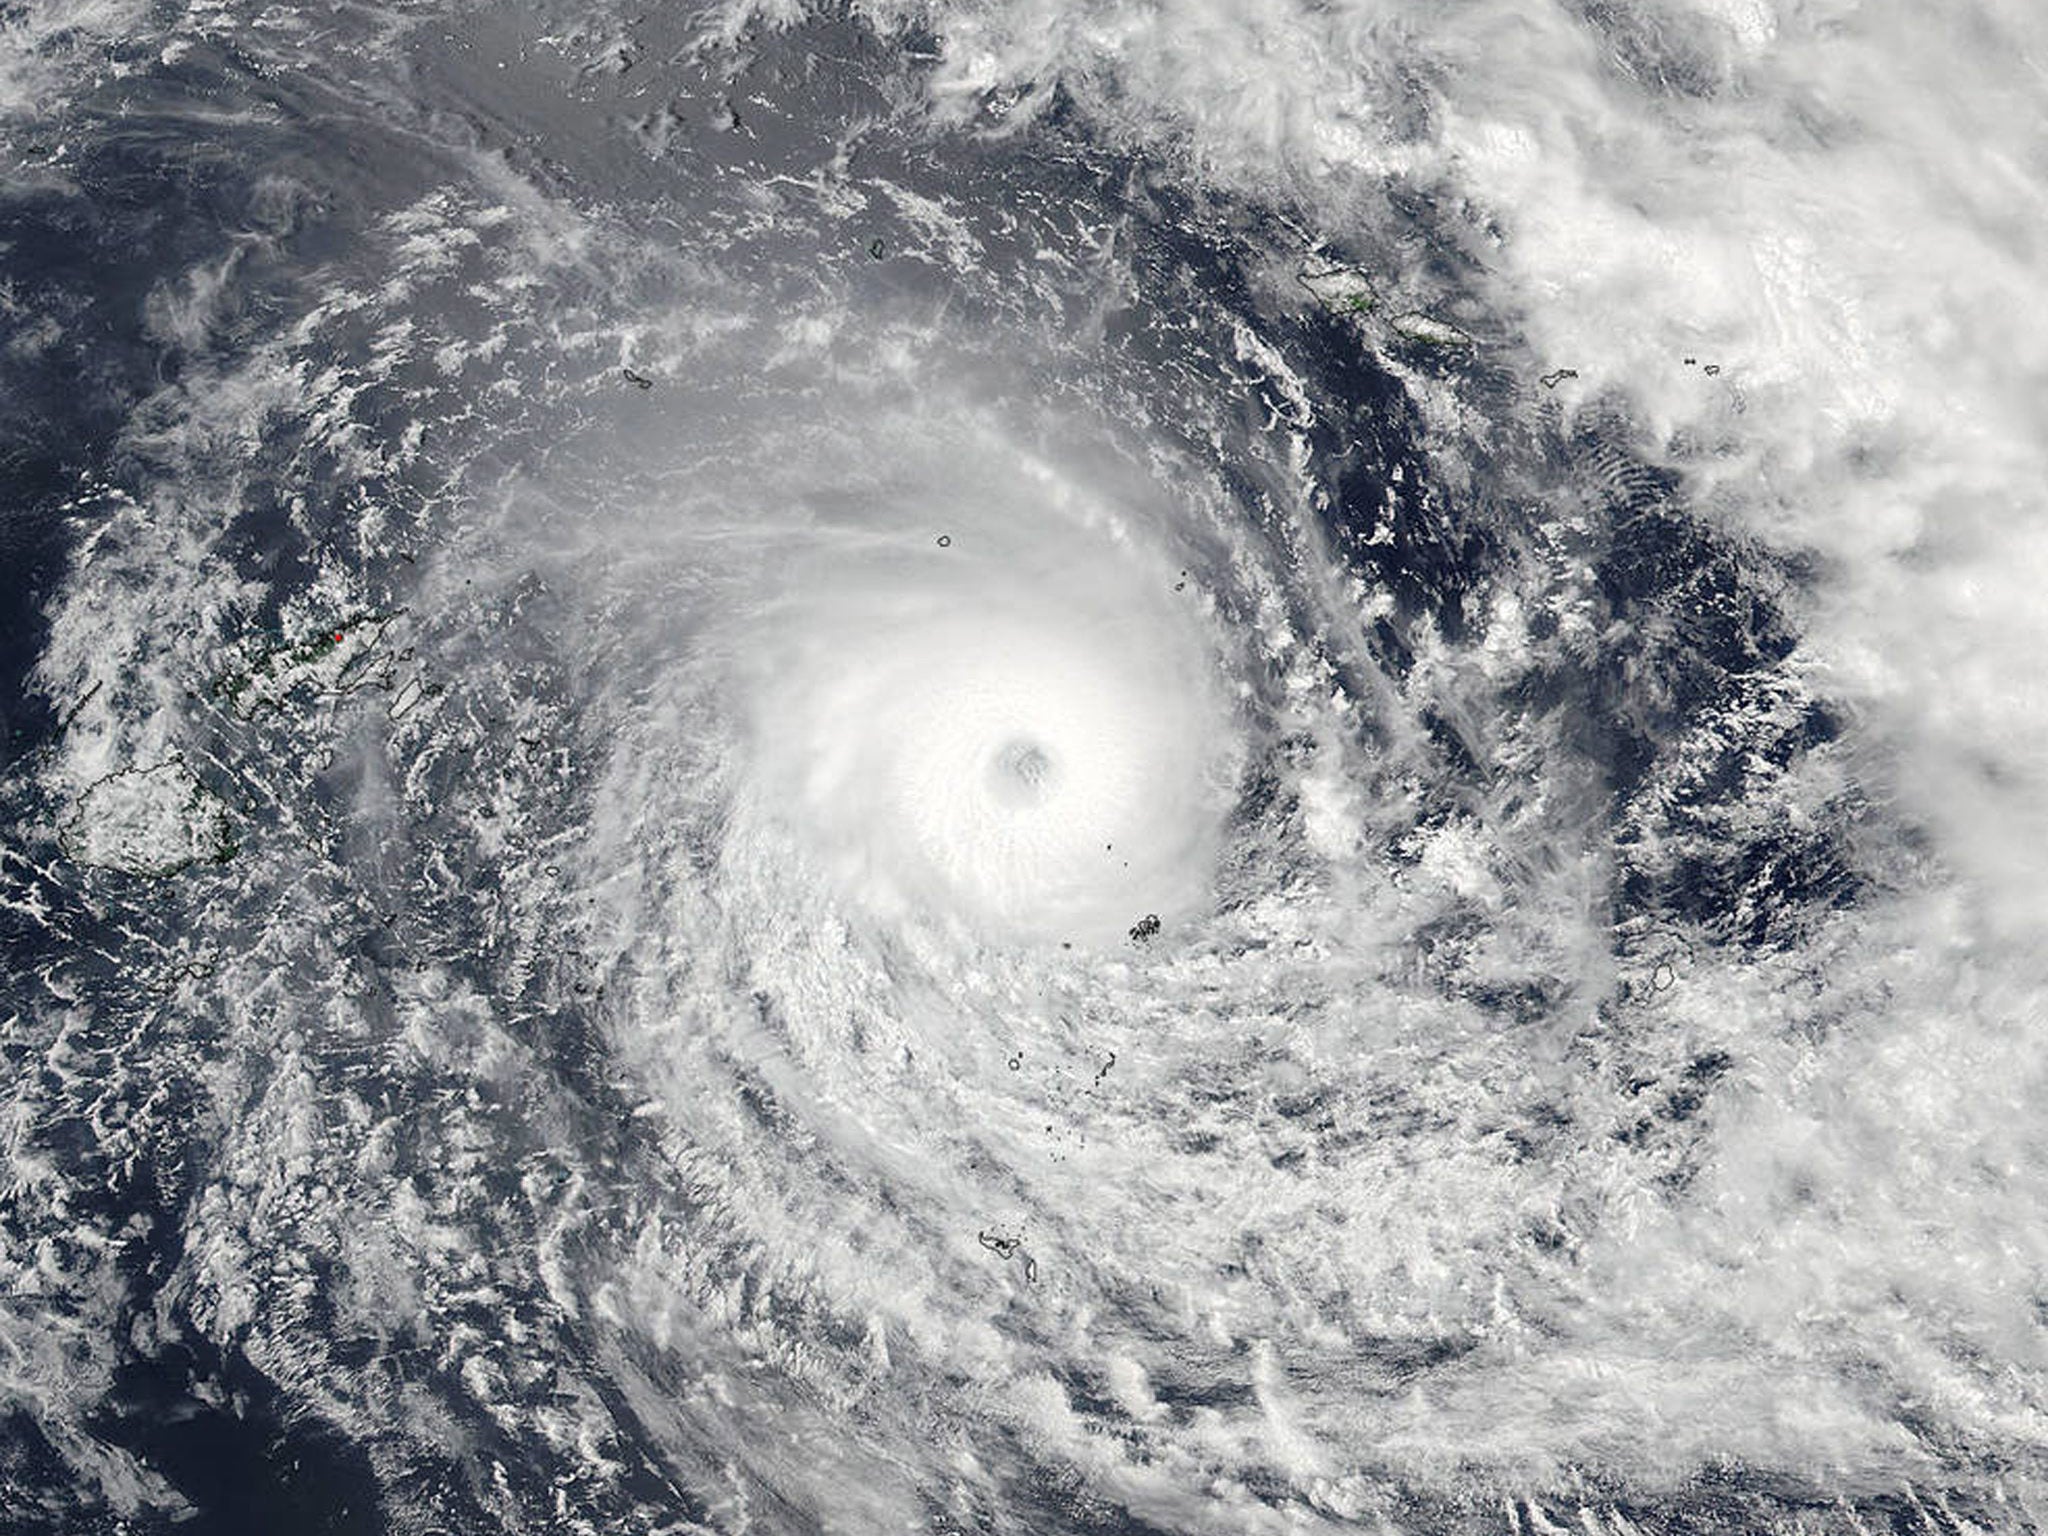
[988,737,1057,809]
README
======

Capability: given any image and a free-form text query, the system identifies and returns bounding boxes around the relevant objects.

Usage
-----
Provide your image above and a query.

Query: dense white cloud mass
[2,0,2046,1532]
[719,410,1240,946]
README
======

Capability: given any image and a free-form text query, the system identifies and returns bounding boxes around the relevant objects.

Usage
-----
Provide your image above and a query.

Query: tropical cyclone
[5,0,2048,1531]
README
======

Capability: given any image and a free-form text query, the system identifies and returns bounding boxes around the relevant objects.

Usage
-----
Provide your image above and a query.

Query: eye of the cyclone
[989,738,1055,807]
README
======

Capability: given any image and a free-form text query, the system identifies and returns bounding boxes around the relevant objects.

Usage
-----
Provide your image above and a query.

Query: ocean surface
[3,1,2047,1532]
